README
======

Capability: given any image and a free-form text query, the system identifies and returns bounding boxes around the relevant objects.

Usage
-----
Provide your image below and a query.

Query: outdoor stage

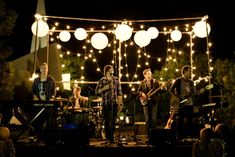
[11,122,195,157]
[14,129,194,157]
[0,98,204,157]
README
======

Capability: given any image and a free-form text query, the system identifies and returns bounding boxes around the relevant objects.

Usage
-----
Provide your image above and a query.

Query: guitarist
[169,65,199,140]
[137,68,167,135]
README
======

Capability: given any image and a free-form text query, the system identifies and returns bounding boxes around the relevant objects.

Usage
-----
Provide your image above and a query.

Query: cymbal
[93,106,102,110]
[65,106,83,110]
[55,97,68,101]
[74,108,90,112]
[92,97,102,103]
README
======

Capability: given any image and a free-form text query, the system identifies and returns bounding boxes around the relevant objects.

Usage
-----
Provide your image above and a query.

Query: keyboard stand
[29,107,45,126]
[0,100,62,142]
[16,107,46,141]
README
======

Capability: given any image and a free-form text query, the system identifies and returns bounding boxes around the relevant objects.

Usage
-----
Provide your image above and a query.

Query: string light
[33,14,212,94]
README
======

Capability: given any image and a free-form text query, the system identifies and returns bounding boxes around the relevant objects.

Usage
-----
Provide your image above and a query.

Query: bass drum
[66,109,89,126]
[54,109,90,129]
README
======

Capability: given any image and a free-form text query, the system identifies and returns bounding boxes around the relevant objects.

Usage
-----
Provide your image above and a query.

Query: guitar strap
[145,78,153,91]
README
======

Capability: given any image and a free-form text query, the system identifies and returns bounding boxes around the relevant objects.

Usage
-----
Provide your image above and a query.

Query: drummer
[70,85,89,110]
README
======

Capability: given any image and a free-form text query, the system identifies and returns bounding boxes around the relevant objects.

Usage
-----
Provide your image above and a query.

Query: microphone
[201,15,209,21]
[109,78,114,89]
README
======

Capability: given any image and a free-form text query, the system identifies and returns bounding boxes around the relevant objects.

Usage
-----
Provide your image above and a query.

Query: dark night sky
[6,0,235,62]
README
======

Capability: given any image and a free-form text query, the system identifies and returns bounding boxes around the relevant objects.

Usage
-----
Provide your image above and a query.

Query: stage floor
[9,123,195,157]
[14,138,193,157]
[14,129,194,157]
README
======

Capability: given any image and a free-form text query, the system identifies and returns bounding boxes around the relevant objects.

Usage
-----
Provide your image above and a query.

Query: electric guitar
[170,83,214,111]
[164,108,175,129]
[140,80,172,106]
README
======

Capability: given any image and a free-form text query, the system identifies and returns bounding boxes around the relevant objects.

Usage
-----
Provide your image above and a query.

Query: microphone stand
[110,75,115,144]
[212,79,230,108]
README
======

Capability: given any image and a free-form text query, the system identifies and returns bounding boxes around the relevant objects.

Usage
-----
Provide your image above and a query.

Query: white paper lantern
[134,30,151,47]
[115,24,132,42]
[147,27,159,39]
[193,21,211,38]
[31,20,49,37]
[170,30,182,42]
[59,31,71,42]
[91,33,108,50]
[74,28,87,40]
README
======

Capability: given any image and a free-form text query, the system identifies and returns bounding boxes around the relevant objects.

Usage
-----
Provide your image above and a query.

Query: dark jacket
[169,77,195,99]
[32,75,56,100]
[137,78,161,103]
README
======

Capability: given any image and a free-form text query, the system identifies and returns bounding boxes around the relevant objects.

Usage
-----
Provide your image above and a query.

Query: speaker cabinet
[134,122,148,136]
[149,128,175,147]
[45,124,90,147]
[134,122,148,144]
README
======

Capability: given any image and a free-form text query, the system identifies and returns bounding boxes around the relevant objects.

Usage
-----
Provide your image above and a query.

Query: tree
[213,59,235,125]
[61,53,84,80]
[154,49,189,81]
[0,0,17,100]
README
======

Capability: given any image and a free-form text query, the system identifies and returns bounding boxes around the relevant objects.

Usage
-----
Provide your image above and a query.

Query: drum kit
[54,97,105,139]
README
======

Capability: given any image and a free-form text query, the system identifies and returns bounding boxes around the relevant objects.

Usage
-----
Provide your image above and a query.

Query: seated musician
[70,85,89,110]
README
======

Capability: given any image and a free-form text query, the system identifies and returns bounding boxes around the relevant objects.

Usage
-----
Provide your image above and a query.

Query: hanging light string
[33,14,211,92]
[42,15,205,23]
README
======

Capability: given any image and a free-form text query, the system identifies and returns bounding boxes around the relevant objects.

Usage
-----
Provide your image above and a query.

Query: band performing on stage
[0,64,225,148]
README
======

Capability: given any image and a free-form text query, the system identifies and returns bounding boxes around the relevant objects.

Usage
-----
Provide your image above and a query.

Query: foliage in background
[193,53,210,77]
[61,54,83,80]
[0,0,17,100]
[213,59,235,125]
[60,50,95,97]
[154,49,189,81]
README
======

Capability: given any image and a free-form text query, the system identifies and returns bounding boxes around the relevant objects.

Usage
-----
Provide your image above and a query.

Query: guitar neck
[147,87,161,98]
[199,84,213,94]
[147,80,172,98]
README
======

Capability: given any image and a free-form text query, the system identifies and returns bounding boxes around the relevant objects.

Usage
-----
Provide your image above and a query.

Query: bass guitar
[140,80,172,106]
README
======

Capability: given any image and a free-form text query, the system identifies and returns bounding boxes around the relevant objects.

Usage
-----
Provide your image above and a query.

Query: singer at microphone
[95,65,123,144]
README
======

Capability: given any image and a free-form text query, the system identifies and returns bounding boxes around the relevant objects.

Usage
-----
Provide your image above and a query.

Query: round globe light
[134,30,151,47]
[74,28,88,40]
[120,115,124,121]
[170,30,182,42]
[147,27,159,39]
[115,24,132,42]
[31,20,49,37]
[91,33,108,50]
[59,30,71,42]
[193,21,211,38]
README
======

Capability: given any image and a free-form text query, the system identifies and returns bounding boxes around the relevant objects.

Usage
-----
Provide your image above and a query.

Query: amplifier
[149,128,175,147]
[134,122,148,136]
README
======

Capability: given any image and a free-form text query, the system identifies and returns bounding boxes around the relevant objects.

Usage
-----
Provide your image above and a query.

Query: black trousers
[102,104,118,143]
[176,105,194,139]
